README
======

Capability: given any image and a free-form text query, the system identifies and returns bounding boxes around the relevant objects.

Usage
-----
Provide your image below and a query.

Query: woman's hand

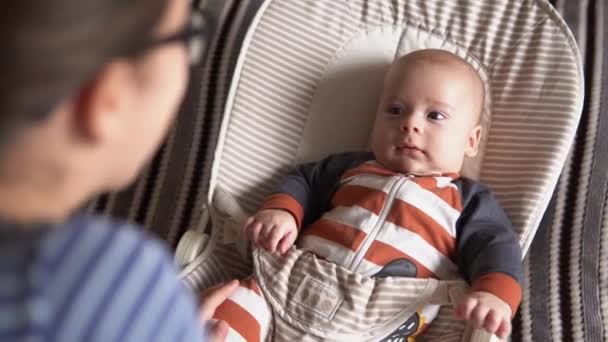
[199,279,239,341]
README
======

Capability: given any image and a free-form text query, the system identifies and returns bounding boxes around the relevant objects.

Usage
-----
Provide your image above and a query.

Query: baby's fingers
[471,304,490,329]
[278,229,297,254]
[454,296,478,321]
[267,225,291,253]
[259,224,275,249]
[482,310,501,335]
[241,217,255,238]
[261,225,280,252]
[247,222,263,244]
[495,319,511,339]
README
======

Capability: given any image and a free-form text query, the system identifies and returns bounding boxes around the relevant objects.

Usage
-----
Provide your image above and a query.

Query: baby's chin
[377,158,441,176]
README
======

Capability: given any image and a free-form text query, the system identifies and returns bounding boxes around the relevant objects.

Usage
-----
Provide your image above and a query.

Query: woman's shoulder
[31,215,204,341]
[44,215,171,259]
[38,214,185,304]
[37,214,175,277]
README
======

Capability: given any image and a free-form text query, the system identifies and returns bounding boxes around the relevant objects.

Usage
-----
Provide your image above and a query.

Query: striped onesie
[214,152,523,341]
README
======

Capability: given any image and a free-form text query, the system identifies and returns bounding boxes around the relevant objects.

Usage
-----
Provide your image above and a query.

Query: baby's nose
[401,115,423,134]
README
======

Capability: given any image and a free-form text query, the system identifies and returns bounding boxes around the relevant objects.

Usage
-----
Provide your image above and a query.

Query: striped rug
[96,0,607,341]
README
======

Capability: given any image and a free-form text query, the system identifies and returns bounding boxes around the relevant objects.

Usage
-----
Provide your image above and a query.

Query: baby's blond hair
[390,49,485,124]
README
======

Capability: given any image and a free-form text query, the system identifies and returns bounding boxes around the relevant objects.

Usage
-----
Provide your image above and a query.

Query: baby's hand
[242,209,298,254]
[454,291,512,340]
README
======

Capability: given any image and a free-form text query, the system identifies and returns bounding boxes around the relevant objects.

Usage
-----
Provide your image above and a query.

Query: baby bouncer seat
[177,0,584,341]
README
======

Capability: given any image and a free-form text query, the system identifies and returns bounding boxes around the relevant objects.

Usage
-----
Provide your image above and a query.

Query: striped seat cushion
[209,0,583,257]
[170,1,605,341]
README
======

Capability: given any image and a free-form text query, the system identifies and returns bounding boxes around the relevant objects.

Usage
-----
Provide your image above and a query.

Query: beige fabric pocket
[254,247,468,341]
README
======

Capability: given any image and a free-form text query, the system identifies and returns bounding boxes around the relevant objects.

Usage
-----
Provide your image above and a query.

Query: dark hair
[0,0,169,146]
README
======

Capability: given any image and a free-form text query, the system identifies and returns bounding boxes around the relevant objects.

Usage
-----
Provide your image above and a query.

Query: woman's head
[0,0,194,221]
[2,0,169,135]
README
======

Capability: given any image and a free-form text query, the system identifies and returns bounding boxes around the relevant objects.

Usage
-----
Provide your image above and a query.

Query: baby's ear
[465,125,482,157]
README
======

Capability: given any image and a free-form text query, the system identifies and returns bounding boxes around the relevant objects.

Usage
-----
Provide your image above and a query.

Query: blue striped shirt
[0,215,206,341]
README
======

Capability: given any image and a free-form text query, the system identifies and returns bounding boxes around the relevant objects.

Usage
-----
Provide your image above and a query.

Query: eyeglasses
[144,10,209,66]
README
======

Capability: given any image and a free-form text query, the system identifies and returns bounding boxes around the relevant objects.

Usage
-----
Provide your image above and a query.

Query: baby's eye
[427,111,447,120]
[386,106,403,116]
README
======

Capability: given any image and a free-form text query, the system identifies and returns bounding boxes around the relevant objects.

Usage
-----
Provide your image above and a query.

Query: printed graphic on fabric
[373,258,418,278]
[379,313,421,342]
[374,259,420,341]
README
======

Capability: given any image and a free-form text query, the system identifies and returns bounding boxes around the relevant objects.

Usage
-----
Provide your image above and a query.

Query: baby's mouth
[397,142,423,151]
[396,144,425,157]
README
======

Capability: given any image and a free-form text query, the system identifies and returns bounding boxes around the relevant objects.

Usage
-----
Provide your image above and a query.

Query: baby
[223,49,523,341]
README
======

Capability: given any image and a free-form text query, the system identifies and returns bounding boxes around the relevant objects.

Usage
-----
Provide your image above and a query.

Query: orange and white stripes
[298,162,463,279]
[212,278,271,342]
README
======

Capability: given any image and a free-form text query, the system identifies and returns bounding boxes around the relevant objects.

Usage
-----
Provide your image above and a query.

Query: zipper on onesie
[348,175,409,272]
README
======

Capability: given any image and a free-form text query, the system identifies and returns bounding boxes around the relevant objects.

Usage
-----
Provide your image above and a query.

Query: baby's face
[370,51,483,175]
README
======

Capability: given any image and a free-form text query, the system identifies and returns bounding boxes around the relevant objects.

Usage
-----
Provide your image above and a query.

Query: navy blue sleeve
[455,179,523,285]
